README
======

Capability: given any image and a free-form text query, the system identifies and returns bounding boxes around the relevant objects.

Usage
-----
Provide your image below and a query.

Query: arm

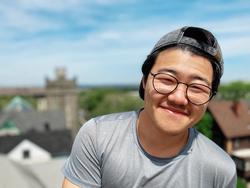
[62,119,101,187]
[62,178,80,188]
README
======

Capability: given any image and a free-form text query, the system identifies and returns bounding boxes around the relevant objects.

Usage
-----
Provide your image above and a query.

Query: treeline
[79,88,143,120]
[0,96,37,110]
[218,80,250,100]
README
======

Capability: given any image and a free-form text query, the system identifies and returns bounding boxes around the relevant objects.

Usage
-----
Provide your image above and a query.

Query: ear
[142,76,146,89]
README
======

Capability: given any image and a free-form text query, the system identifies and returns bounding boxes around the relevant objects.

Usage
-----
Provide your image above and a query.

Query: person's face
[142,48,213,135]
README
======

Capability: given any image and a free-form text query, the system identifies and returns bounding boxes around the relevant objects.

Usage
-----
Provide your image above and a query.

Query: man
[62,26,237,188]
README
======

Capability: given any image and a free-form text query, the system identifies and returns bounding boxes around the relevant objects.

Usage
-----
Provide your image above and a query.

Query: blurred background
[0,0,250,187]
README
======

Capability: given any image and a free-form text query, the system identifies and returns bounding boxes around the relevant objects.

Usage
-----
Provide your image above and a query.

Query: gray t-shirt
[63,111,236,188]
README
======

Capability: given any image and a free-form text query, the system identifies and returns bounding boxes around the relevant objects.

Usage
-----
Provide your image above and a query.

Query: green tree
[195,112,213,139]
[79,88,143,119]
[0,95,37,111]
[0,96,13,110]
[237,177,246,188]
[79,88,111,113]
[218,81,250,100]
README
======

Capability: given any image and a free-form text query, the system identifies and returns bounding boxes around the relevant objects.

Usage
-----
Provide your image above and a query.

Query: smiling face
[141,48,213,136]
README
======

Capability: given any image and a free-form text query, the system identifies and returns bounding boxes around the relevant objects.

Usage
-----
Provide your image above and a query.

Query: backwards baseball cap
[139,26,224,100]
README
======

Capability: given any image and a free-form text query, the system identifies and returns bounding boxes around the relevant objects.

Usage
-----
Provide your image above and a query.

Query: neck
[137,110,189,158]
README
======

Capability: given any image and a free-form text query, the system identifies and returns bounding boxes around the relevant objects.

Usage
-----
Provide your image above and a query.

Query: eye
[189,84,211,94]
[155,74,176,85]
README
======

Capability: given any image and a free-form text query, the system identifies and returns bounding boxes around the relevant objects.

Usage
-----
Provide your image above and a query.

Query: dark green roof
[2,119,17,129]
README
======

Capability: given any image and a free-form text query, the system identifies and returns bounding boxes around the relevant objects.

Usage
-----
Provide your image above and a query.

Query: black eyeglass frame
[150,72,216,105]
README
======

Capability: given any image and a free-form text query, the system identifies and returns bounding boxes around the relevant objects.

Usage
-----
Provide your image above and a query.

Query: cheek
[193,106,207,122]
[144,83,163,103]
[144,85,160,111]
[144,80,153,98]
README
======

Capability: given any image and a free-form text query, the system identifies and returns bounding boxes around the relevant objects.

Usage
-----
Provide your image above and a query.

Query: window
[234,139,240,149]
[44,122,51,131]
[23,149,30,159]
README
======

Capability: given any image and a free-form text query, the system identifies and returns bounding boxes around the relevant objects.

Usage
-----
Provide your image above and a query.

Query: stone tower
[46,68,78,135]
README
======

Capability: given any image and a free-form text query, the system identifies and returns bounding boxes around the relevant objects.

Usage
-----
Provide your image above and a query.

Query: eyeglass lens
[152,73,212,105]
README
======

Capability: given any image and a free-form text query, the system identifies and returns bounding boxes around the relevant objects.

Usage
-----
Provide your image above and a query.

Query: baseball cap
[150,26,223,76]
[139,26,223,100]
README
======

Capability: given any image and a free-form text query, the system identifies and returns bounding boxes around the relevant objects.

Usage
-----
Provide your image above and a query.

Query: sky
[0,0,250,87]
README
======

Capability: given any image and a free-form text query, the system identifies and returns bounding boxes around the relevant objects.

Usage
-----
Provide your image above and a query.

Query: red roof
[208,100,250,139]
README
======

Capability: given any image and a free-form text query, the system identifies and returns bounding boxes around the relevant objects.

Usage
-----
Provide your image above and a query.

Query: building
[0,68,80,135]
[208,100,250,153]
[0,154,66,188]
[45,68,79,135]
[0,68,79,187]
[208,100,250,185]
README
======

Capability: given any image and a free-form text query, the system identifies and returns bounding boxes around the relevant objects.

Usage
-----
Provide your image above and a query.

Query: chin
[155,120,191,136]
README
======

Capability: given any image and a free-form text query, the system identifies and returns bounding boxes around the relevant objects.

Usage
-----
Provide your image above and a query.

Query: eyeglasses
[150,72,214,105]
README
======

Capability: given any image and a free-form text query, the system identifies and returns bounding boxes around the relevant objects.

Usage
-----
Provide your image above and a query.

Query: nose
[167,83,189,106]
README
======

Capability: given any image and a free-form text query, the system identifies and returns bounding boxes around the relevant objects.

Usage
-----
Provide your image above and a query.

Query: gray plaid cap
[149,26,224,78]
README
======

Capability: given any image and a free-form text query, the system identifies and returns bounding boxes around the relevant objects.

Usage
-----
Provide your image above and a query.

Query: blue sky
[0,0,250,87]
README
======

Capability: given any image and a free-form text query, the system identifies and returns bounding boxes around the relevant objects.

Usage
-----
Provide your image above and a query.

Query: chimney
[231,100,242,117]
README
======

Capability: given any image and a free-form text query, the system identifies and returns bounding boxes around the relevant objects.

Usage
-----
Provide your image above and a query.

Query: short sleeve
[214,156,237,188]
[63,119,101,188]
[225,168,237,188]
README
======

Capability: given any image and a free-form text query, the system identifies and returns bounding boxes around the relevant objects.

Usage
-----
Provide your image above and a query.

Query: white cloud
[10,0,85,11]
[0,0,139,38]
[0,0,250,86]
[0,2,65,33]
[197,15,250,58]
[1,0,136,13]
[221,36,250,57]
[204,15,250,35]
[196,1,250,12]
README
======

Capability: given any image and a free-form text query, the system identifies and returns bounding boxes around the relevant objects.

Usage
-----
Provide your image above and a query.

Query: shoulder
[77,111,138,138]
[193,129,235,165]
[75,111,138,158]
[72,111,138,156]
[83,110,138,128]
[192,129,236,177]
[94,110,138,123]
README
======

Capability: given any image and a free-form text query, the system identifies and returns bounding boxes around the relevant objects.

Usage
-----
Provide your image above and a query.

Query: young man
[62,26,237,188]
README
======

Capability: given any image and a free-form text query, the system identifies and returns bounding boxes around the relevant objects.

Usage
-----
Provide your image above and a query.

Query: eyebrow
[156,68,212,86]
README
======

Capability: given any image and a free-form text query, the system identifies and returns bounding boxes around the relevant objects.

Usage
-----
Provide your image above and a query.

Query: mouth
[159,105,189,116]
